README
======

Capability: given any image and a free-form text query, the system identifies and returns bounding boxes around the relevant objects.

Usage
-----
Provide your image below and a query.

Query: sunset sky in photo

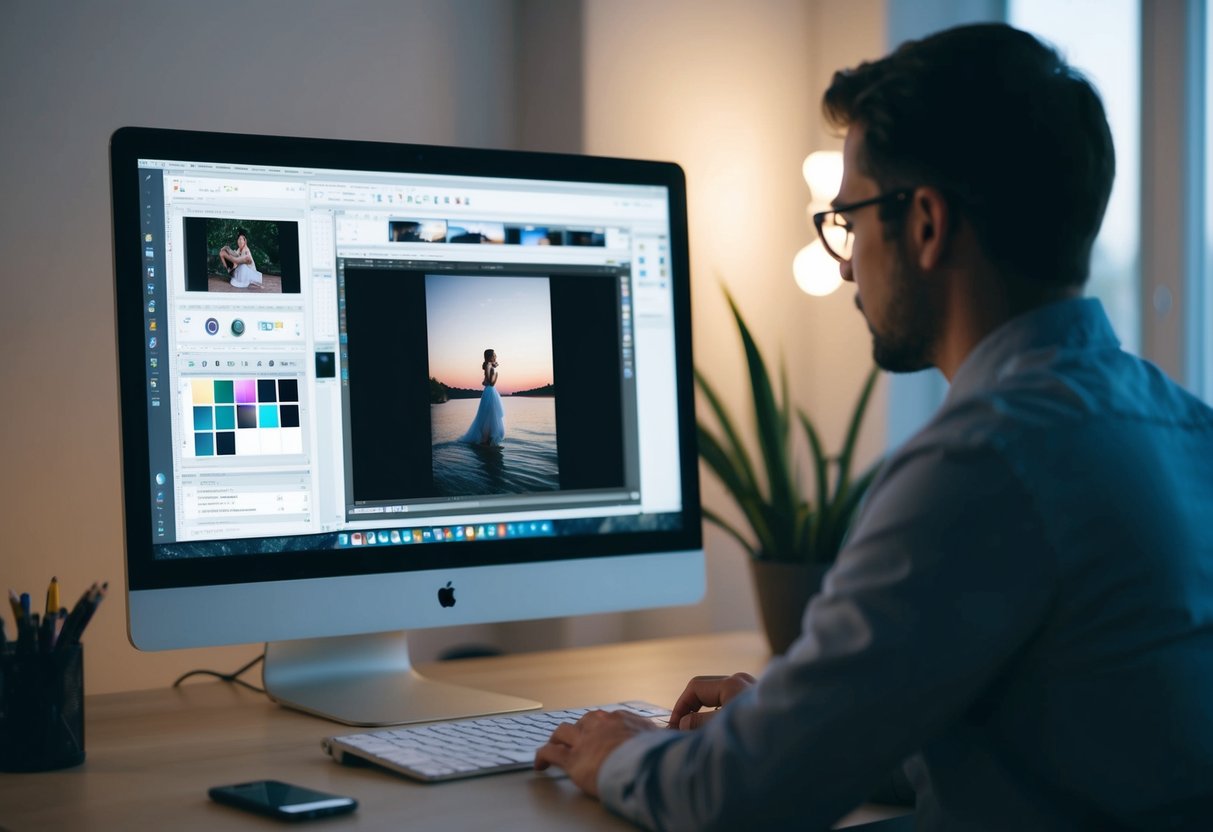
[426,274,554,395]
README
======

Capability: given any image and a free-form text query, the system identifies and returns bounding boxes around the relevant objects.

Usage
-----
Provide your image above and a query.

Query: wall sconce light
[793,150,844,297]
[802,151,843,202]
[793,239,841,297]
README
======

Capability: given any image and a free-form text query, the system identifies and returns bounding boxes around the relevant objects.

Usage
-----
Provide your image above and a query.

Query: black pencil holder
[0,644,85,772]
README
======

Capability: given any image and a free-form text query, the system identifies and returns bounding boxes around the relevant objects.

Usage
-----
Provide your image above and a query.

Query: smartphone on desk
[209,780,357,822]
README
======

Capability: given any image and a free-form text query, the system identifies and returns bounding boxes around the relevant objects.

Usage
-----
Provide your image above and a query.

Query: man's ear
[907,186,950,270]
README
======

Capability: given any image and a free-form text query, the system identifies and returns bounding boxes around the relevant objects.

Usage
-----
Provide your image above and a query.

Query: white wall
[579,0,888,644]
[0,0,521,695]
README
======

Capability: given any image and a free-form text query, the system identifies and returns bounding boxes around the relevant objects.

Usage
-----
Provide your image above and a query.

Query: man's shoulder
[911,347,1213,460]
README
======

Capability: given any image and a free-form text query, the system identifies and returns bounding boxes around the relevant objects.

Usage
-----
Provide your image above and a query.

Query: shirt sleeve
[597,441,1057,831]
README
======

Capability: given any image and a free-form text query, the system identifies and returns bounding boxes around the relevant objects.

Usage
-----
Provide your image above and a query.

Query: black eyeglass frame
[812,188,914,263]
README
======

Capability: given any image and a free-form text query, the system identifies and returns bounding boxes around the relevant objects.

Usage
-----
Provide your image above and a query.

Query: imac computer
[110,127,704,726]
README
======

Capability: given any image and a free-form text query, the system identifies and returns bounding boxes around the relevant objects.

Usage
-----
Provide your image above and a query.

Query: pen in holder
[0,643,85,772]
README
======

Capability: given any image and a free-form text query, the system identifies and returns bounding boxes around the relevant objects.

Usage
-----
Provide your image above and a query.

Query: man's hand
[667,672,756,730]
[534,709,659,796]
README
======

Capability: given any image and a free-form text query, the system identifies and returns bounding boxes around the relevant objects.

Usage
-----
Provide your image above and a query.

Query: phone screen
[210,780,357,820]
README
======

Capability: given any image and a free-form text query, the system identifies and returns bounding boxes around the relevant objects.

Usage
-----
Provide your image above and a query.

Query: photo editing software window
[137,158,683,559]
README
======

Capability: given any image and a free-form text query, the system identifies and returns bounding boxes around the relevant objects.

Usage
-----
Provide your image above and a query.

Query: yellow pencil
[45,576,60,618]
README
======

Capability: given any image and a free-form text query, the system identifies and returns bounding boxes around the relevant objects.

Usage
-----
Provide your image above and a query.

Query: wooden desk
[0,632,911,830]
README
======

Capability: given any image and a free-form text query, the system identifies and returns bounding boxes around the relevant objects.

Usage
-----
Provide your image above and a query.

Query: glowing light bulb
[792,240,843,297]
[802,150,843,204]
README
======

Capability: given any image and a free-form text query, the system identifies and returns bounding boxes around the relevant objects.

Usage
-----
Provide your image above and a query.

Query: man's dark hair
[823,23,1114,287]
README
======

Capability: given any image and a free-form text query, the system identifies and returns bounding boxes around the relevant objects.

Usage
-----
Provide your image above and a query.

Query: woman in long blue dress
[460,349,505,445]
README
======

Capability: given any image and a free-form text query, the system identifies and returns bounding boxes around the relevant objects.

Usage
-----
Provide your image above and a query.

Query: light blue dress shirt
[599,298,1213,830]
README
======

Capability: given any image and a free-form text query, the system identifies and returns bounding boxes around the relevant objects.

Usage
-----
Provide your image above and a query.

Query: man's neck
[934,271,1080,380]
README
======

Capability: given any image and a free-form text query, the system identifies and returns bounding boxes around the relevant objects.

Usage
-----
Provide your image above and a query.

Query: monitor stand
[261,630,541,726]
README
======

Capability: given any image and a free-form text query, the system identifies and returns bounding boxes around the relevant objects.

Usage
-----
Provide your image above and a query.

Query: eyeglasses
[812,189,913,263]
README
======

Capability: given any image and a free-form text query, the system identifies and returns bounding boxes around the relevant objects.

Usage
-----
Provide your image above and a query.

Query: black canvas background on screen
[344,269,434,501]
[549,277,624,490]
[181,217,301,293]
[344,267,626,503]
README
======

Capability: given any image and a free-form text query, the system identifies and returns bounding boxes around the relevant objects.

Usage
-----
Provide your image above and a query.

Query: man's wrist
[596,729,682,814]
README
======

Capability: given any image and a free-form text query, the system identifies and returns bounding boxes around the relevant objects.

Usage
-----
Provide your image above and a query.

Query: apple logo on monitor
[438,581,456,608]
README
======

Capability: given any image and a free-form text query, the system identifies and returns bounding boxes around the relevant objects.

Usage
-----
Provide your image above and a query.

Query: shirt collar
[945,297,1120,404]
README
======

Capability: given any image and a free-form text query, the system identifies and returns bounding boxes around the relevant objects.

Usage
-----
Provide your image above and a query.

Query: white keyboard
[322,701,671,782]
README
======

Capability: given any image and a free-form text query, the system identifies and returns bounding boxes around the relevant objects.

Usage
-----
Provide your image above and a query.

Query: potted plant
[697,289,882,654]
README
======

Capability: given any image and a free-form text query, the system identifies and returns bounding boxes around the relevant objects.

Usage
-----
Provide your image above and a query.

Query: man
[535,22,1213,831]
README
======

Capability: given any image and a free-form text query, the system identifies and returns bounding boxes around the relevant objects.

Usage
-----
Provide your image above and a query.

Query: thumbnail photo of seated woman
[217,229,262,289]
[182,217,302,294]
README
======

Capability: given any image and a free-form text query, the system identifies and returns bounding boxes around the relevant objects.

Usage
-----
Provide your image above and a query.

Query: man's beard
[864,246,936,373]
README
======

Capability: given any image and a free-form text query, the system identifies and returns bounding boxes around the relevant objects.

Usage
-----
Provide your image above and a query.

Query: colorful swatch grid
[186,377,303,457]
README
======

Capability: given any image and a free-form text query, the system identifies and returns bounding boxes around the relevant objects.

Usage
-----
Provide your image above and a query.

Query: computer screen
[111,128,703,724]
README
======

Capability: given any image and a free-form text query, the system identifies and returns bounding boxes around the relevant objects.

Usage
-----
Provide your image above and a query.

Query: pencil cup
[0,644,85,771]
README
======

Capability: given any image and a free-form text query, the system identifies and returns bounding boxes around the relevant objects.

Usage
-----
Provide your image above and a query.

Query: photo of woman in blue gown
[460,349,506,446]
[427,274,558,496]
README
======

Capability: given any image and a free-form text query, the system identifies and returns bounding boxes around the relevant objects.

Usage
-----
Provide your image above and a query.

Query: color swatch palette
[186,377,303,457]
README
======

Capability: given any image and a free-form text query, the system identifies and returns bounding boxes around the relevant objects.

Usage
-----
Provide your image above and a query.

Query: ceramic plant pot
[749,559,829,655]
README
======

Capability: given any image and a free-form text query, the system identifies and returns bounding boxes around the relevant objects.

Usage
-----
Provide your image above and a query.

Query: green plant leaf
[828,459,883,552]
[698,427,777,554]
[723,289,795,549]
[834,366,880,502]
[793,502,814,562]
[782,360,797,506]
[779,356,792,454]
[738,493,779,556]
[697,426,755,508]
[798,409,831,512]
[702,506,758,559]
[694,284,878,566]
[695,367,759,497]
[798,408,833,559]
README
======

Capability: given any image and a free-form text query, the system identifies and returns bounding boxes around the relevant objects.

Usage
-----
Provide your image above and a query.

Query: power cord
[172,651,266,694]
